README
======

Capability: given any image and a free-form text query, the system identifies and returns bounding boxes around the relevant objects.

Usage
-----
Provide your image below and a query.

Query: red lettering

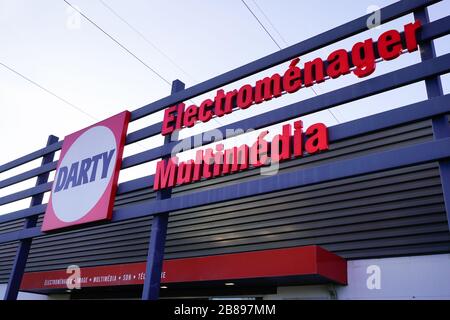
[283,58,302,93]
[184,105,198,128]
[223,147,236,175]
[404,20,422,53]
[293,120,303,157]
[203,148,214,179]
[255,74,282,103]
[304,58,325,87]
[271,124,291,163]
[213,144,224,177]
[214,89,226,117]
[176,160,194,184]
[222,145,250,174]
[192,150,203,182]
[175,103,185,130]
[352,39,376,78]
[236,85,253,109]
[154,157,178,190]
[198,99,213,122]
[161,105,177,136]
[305,123,329,154]
[224,90,237,114]
[235,144,249,172]
[250,131,269,167]
[327,49,350,79]
[159,22,418,134]
[155,120,329,190]
[378,30,402,61]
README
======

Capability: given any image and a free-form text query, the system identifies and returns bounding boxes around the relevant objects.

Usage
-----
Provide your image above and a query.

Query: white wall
[264,254,450,300]
[264,285,333,300]
[336,253,450,299]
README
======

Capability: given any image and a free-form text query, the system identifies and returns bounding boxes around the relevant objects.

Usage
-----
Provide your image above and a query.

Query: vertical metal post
[4,135,59,300]
[142,79,185,300]
[414,8,450,231]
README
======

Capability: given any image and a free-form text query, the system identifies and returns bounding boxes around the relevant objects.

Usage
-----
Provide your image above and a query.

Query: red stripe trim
[20,246,347,290]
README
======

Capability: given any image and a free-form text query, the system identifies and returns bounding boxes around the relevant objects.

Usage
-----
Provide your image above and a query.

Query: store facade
[1,0,450,300]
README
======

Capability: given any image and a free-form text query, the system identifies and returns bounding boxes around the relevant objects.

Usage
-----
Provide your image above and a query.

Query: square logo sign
[42,111,130,232]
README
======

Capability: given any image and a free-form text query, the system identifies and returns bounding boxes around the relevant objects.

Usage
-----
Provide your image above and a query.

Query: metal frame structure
[0,0,449,300]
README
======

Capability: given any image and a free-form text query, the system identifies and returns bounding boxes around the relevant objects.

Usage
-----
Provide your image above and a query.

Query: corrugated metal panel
[0,119,449,283]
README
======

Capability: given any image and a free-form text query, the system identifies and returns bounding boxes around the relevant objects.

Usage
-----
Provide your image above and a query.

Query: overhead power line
[97,0,196,83]
[240,0,340,124]
[63,0,171,86]
[240,0,283,50]
[0,62,161,151]
[0,61,97,121]
[249,0,289,47]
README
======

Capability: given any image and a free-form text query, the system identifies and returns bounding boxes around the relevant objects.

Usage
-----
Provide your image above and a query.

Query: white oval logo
[52,126,117,223]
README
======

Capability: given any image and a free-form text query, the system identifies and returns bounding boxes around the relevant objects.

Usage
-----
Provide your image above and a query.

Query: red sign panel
[41,111,130,232]
[20,246,347,290]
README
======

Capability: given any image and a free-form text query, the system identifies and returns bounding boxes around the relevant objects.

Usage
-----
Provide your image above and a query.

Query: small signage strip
[41,111,130,232]
[20,246,347,291]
